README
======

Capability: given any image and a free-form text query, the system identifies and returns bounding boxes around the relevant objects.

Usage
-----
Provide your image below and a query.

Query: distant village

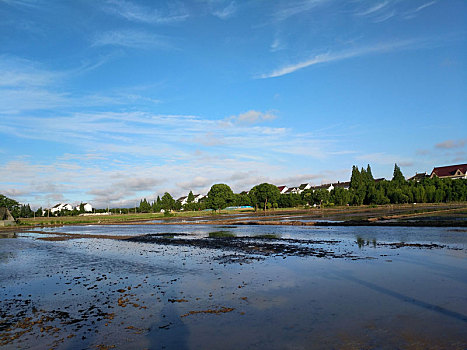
[42,163,467,216]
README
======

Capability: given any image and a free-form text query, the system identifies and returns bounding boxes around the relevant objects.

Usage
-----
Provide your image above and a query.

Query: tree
[79,203,85,213]
[139,198,151,213]
[366,164,374,181]
[0,194,20,218]
[301,188,314,205]
[312,189,330,206]
[187,191,195,203]
[205,184,234,212]
[392,163,405,184]
[350,166,362,190]
[249,183,280,211]
[161,193,175,211]
[234,193,251,206]
[330,187,350,206]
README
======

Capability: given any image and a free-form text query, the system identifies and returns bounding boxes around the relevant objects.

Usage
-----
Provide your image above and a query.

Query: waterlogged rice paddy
[1,224,466,349]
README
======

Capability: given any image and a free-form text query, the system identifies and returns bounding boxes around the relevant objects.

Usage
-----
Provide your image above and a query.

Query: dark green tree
[187,191,195,203]
[366,164,374,181]
[392,163,405,184]
[249,183,280,211]
[161,193,175,211]
[350,166,362,190]
[234,193,252,206]
[312,189,330,206]
[139,198,151,213]
[35,207,43,217]
[0,194,20,218]
[330,187,350,206]
[205,184,234,212]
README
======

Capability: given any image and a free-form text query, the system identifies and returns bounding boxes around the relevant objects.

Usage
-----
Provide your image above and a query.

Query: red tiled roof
[431,164,467,178]
[277,186,287,191]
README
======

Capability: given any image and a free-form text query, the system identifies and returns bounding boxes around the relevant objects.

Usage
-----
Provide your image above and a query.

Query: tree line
[139,165,467,212]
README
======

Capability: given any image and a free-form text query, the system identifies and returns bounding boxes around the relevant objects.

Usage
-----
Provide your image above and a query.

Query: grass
[208,231,236,238]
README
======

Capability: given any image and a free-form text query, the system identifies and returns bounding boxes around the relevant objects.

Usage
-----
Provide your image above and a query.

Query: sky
[0,0,466,209]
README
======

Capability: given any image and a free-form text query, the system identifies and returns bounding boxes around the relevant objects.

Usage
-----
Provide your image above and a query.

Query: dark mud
[126,234,364,261]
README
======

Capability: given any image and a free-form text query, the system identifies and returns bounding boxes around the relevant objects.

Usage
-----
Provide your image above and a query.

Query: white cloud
[103,0,189,24]
[0,55,162,114]
[259,38,430,78]
[273,0,330,22]
[356,1,389,16]
[225,110,277,124]
[0,55,60,88]
[177,176,212,191]
[92,30,172,49]
[0,107,354,208]
[212,1,237,19]
[270,36,285,52]
[414,1,437,13]
[0,0,39,8]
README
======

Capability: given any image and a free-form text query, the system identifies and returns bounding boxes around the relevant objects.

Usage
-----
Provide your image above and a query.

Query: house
[299,183,312,193]
[50,203,73,214]
[0,207,15,227]
[177,196,188,206]
[193,194,205,203]
[75,203,93,212]
[277,186,289,194]
[177,194,205,206]
[430,164,467,179]
[408,172,429,182]
[312,183,334,192]
[285,187,300,194]
[332,181,350,190]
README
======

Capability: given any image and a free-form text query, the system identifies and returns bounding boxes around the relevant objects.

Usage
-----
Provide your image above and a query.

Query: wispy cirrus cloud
[259,37,436,78]
[211,1,237,19]
[273,0,330,22]
[103,0,189,24]
[0,55,161,113]
[0,0,39,8]
[0,55,61,87]
[413,1,437,13]
[356,1,389,17]
[355,0,438,22]
[354,1,396,23]
[92,30,172,49]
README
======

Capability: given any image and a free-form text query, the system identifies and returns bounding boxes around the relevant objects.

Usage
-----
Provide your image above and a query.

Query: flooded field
[1,224,466,349]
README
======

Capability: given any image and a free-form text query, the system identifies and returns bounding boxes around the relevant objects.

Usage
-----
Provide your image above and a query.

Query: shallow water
[1,224,466,349]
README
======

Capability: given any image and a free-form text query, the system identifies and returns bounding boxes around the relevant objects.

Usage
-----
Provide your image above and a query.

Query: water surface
[1,224,466,349]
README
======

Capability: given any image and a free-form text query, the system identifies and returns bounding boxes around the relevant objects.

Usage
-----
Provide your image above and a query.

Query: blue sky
[0,0,466,209]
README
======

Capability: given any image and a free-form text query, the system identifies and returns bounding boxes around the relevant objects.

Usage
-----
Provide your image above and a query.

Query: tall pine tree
[392,163,405,184]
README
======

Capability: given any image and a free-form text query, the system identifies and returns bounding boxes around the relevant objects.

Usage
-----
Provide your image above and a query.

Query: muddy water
[1,225,466,349]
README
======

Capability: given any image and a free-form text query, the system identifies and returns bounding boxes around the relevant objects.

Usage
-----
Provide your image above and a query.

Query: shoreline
[2,203,466,233]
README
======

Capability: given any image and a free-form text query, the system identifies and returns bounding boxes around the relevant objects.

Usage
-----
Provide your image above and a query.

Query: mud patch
[125,234,351,262]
